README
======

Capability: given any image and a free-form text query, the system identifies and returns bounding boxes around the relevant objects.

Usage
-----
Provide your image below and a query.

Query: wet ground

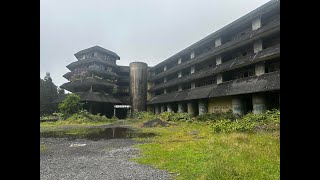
[40,126,170,180]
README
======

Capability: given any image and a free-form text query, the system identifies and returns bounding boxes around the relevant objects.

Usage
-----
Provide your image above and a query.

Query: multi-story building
[60,0,280,118]
[147,0,280,116]
[61,46,144,118]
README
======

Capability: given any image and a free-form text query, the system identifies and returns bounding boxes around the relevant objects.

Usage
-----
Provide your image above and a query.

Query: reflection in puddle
[40,127,156,141]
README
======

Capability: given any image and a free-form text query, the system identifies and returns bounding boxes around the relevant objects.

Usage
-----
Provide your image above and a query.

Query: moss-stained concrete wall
[208,96,232,113]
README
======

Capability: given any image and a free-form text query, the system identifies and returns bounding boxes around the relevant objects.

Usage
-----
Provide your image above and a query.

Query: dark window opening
[223,65,255,82]
[195,76,216,87]
[181,83,191,90]
[155,90,162,96]
[262,32,280,49]
[265,58,280,73]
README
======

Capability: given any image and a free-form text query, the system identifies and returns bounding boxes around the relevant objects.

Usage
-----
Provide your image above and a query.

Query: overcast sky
[40,0,270,87]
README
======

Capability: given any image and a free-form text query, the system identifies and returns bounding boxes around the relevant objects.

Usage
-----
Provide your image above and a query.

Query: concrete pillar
[155,105,160,114]
[255,62,265,76]
[178,58,182,64]
[252,94,267,114]
[147,105,153,113]
[190,51,195,59]
[164,65,167,71]
[216,55,222,65]
[191,66,195,74]
[232,97,244,115]
[160,104,166,113]
[198,100,208,115]
[217,73,223,84]
[252,17,261,30]
[164,77,167,83]
[254,39,263,53]
[191,82,196,89]
[178,85,182,91]
[178,103,184,113]
[215,37,222,47]
[178,71,182,78]
[187,102,196,116]
[167,104,173,112]
[164,89,167,94]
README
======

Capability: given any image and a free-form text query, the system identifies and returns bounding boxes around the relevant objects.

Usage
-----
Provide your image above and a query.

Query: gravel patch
[40,138,170,180]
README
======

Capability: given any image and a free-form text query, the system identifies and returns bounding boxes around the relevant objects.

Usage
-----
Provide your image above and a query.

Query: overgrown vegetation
[41,110,116,127]
[58,93,83,118]
[131,109,280,133]
[210,109,280,133]
[133,121,280,180]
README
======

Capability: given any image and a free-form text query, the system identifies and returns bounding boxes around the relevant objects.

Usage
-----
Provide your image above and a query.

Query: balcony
[147,71,280,104]
[149,44,280,92]
[149,17,280,81]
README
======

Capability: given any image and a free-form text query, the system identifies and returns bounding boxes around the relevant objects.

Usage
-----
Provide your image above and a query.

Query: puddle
[40,126,156,141]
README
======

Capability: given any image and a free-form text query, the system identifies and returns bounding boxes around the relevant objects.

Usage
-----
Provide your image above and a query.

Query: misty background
[40,0,270,87]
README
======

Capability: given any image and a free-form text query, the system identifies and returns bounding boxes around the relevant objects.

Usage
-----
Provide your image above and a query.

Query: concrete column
[164,65,167,71]
[167,104,173,112]
[178,103,184,113]
[198,100,208,115]
[254,39,263,53]
[215,37,222,47]
[160,104,166,113]
[178,58,182,64]
[147,105,153,113]
[255,62,265,76]
[178,85,182,91]
[191,82,196,89]
[155,105,160,114]
[190,51,195,59]
[164,89,167,94]
[191,66,195,74]
[178,71,182,78]
[252,17,261,30]
[164,77,167,83]
[187,102,196,116]
[252,94,267,114]
[216,55,222,65]
[217,73,223,84]
[232,97,244,115]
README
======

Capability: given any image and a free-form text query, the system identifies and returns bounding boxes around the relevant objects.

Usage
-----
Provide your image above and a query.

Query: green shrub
[132,111,157,120]
[159,112,191,122]
[40,113,64,122]
[60,111,115,124]
[196,110,239,122]
[58,93,83,118]
[210,109,280,133]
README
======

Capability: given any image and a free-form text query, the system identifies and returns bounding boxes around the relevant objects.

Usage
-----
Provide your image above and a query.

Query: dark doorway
[115,108,128,119]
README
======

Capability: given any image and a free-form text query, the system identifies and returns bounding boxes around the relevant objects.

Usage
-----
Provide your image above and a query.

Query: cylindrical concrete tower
[129,62,148,113]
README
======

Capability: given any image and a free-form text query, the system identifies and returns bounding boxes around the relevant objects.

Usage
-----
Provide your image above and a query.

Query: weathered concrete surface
[40,138,170,180]
[130,62,148,113]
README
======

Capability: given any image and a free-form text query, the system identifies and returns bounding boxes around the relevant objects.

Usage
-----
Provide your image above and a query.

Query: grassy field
[40,112,280,179]
[132,122,280,180]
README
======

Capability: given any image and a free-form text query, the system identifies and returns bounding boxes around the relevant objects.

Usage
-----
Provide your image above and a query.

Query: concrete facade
[198,100,208,115]
[208,97,232,113]
[187,102,196,116]
[232,97,244,115]
[252,94,267,114]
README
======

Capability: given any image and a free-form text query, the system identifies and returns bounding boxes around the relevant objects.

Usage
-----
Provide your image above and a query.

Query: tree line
[40,72,65,115]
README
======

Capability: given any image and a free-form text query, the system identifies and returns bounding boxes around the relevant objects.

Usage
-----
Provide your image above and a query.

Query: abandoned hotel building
[60,0,280,118]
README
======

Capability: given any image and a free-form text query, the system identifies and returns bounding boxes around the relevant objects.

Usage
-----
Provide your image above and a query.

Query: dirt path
[40,138,170,180]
